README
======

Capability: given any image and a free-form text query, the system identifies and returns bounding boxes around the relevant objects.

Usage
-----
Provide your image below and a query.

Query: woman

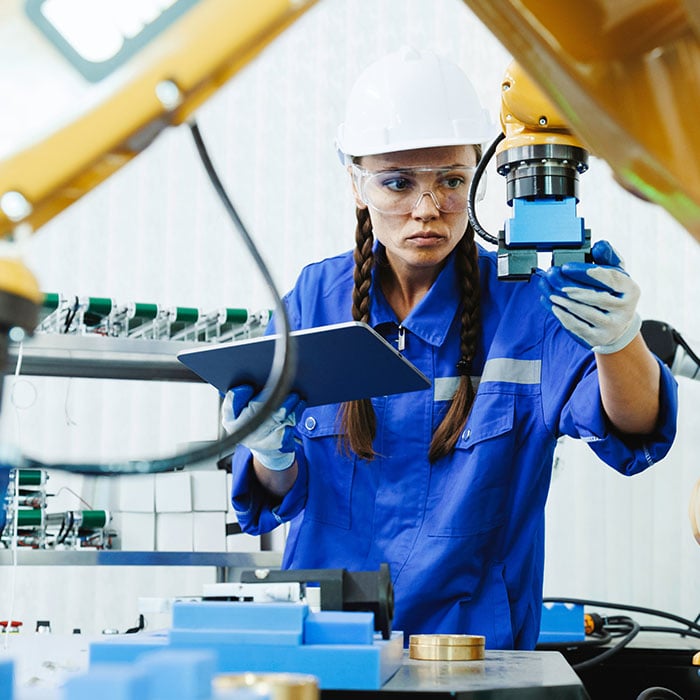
[224,48,678,649]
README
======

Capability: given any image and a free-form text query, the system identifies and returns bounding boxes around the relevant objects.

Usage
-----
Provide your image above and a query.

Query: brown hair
[339,148,482,462]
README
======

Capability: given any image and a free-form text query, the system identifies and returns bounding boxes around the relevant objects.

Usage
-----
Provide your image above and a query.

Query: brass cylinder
[213,672,319,700]
[409,634,486,661]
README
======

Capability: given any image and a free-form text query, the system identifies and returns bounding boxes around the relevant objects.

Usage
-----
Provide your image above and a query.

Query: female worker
[224,48,678,649]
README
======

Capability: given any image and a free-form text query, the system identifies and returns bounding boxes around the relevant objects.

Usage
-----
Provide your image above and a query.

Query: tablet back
[177,321,431,406]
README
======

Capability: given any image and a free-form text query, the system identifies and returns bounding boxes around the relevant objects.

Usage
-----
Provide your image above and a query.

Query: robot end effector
[485,62,592,280]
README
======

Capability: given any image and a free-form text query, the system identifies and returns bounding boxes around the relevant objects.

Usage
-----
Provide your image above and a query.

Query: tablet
[177,321,430,406]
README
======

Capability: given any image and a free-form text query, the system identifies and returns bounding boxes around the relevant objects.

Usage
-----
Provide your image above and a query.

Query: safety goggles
[352,164,476,215]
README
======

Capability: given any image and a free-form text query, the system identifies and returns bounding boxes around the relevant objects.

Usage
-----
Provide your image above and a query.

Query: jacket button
[304,416,317,431]
[462,428,471,440]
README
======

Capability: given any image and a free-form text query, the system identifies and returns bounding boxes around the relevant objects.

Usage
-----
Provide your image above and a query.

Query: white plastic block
[154,472,192,513]
[156,512,194,551]
[191,470,228,512]
[111,512,155,551]
[193,512,226,551]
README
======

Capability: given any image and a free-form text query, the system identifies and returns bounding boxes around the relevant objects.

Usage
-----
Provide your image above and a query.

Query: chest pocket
[427,391,515,538]
[297,403,354,530]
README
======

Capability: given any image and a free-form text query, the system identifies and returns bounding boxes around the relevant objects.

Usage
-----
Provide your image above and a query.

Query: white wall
[1,0,699,635]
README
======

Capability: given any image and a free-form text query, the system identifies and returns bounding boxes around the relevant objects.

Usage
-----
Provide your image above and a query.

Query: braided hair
[339,147,482,462]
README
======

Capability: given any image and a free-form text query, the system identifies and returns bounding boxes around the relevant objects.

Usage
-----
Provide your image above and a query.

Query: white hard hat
[336,47,495,162]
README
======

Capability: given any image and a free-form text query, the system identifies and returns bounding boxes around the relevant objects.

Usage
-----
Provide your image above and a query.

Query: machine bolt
[0,192,32,222]
[155,80,182,110]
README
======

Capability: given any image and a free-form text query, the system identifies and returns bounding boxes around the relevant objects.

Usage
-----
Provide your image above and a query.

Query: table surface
[5,635,590,700]
[326,649,590,698]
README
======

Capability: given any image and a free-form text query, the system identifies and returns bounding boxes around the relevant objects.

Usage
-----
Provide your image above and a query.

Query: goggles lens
[354,165,475,214]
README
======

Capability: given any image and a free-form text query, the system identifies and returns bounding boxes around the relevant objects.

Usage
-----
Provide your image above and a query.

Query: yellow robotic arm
[0,0,318,238]
[462,0,700,241]
[0,0,317,381]
[487,60,592,279]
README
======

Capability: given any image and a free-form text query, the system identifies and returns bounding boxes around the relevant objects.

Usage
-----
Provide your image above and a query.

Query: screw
[1,192,32,222]
[155,80,182,110]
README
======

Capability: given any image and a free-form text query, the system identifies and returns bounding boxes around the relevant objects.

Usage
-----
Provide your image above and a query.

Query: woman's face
[352,145,477,279]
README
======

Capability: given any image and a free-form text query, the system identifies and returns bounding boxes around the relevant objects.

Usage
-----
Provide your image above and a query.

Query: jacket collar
[370,250,460,347]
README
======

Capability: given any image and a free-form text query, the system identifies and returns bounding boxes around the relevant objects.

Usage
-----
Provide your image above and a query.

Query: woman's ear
[348,165,368,210]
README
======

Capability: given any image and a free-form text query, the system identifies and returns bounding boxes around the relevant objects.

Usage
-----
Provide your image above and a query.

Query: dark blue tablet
[177,321,430,406]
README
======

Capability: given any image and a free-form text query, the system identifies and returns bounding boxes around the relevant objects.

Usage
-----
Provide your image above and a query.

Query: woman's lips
[407,231,443,245]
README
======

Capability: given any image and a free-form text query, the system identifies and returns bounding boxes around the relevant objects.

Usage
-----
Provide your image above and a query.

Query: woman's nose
[411,191,441,218]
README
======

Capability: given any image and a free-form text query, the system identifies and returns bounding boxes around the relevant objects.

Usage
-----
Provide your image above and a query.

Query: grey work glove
[539,240,641,354]
[221,385,305,471]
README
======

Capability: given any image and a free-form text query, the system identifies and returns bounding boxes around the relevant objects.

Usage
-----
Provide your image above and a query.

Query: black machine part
[641,320,679,367]
[240,563,394,640]
[641,319,700,380]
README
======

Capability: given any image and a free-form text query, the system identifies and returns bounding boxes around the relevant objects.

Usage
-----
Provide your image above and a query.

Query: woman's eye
[442,176,466,189]
[382,175,413,192]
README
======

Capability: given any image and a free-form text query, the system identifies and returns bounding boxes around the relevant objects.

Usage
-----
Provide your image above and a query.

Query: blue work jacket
[230,245,678,649]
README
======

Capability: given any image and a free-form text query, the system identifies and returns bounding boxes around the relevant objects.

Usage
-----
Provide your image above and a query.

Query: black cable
[62,296,80,333]
[570,616,640,671]
[542,599,700,684]
[125,614,145,634]
[12,120,297,476]
[53,514,66,547]
[636,688,685,700]
[543,597,700,636]
[536,629,612,650]
[56,511,73,545]
[639,625,700,641]
[467,132,504,246]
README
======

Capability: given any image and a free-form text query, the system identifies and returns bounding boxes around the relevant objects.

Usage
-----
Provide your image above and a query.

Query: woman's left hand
[539,240,641,354]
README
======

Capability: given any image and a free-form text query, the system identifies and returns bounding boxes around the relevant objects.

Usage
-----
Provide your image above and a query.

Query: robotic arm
[469,61,592,280]
[462,0,700,244]
[0,0,318,401]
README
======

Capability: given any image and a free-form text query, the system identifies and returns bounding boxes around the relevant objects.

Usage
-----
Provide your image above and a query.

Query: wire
[467,132,504,246]
[62,296,80,334]
[7,119,297,476]
[53,486,93,510]
[639,625,700,641]
[543,597,700,636]
[536,630,612,650]
[541,597,700,682]
[56,511,74,545]
[571,616,640,671]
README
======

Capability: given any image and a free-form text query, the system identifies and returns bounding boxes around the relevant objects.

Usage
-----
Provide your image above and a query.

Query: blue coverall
[230,245,678,649]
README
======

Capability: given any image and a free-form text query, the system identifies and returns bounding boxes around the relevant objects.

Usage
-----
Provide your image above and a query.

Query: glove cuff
[250,448,296,471]
[592,313,642,355]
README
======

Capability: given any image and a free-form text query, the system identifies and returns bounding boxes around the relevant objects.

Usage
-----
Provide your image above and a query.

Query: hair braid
[339,207,378,460]
[428,225,481,462]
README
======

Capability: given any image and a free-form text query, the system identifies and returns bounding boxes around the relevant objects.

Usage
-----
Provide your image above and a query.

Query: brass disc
[409,634,486,661]
[213,672,319,699]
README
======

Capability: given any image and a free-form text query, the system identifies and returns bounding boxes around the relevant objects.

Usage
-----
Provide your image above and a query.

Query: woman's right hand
[221,385,306,471]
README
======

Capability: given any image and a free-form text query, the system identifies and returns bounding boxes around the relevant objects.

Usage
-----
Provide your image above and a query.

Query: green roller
[17,509,42,527]
[79,510,108,529]
[224,308,248,324]
[87,297,112,316]
[174,306,199,324]
[41,293,60,310]
[131,302,158,320]
[18,469,44,486]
